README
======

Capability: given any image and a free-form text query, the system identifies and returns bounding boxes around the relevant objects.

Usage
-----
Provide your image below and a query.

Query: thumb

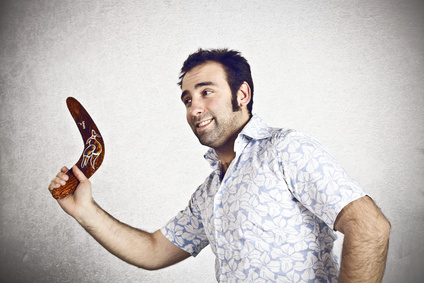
[72,165,88,182]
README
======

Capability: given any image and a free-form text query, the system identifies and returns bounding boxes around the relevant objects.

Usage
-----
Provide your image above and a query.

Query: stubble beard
[194,109,242,149]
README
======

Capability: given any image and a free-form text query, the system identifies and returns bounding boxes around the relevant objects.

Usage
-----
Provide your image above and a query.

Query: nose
[189,97,205,117]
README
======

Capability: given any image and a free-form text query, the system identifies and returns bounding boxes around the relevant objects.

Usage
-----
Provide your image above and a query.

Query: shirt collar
[238,114,272,140]
[204,115,271,169]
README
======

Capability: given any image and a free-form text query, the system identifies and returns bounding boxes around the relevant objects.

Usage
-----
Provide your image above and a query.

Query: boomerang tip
[66,97,77,105]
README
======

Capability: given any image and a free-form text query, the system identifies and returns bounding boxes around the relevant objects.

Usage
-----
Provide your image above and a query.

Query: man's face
[181,61,245,149]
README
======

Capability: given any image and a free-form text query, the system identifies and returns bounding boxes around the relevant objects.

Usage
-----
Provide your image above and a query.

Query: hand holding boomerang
[50,97,105,199]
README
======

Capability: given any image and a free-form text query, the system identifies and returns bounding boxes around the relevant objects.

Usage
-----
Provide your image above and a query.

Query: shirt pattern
[161,115,367,282]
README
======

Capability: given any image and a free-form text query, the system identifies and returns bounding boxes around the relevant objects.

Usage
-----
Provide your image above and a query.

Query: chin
[197,136,219,148]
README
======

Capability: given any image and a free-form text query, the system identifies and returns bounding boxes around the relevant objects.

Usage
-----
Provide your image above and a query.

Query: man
[49,48,390,282]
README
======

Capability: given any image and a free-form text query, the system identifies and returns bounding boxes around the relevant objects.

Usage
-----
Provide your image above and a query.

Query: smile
[197,118,213,128]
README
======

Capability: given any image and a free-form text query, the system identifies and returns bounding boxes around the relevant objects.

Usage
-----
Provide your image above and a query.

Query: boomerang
[51,97,105,199]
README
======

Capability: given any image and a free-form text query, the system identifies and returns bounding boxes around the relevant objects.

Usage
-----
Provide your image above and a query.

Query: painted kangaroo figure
[82,130,102,170]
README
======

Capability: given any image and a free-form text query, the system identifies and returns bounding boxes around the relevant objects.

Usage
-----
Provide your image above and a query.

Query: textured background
[1,0,423,282]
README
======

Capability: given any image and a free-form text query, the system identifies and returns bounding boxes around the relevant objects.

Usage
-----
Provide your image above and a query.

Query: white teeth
[198,119,212,127]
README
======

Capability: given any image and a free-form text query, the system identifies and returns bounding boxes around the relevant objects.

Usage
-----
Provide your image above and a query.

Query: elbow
[132,259,163,271]
[368,200,391,242]
[378,217,391,242]
[137,265,160,271]
[131,256,164,272]
[365,213,391,250]
[122,258,162,271]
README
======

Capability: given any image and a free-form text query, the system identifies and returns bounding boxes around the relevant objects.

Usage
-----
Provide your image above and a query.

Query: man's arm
[334,196,391,282]
[49,165,190,270]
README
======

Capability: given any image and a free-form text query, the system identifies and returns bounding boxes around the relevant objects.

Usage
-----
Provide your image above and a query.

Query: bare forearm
[336,197,391,283]
[339,226,390,282]
[50,166,190,270]
[75,202,161,270]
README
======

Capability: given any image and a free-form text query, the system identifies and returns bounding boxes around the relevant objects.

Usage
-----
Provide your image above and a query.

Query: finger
[49,167,70,192]
[49,177,64,191]
[56,171,69,182]
[56,170,67,178]
[72,165,88,182]
[50,180,62,190]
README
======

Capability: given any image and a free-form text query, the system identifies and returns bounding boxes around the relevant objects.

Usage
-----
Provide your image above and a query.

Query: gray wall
[1,0,423,282]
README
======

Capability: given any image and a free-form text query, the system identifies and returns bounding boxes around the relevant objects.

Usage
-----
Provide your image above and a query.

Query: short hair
[178,48,254,115]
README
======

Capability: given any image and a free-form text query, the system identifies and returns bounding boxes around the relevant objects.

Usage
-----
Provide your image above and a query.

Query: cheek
[208,98,228,114]
[186,111,194,127]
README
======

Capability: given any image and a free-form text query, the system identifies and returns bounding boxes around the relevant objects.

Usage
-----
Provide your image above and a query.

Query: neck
[215,115,251,175]
[215,145,236,175]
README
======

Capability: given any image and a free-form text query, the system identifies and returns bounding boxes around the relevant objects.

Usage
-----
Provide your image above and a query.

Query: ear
[237,81,251,108]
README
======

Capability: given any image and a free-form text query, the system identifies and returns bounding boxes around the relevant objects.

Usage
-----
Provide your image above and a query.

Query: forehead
[181,61,227,90]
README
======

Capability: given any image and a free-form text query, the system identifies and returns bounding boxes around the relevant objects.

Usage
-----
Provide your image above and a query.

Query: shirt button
[223,262,228,266]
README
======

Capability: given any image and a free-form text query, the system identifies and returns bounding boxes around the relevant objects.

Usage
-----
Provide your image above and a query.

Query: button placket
[214,135,251,275]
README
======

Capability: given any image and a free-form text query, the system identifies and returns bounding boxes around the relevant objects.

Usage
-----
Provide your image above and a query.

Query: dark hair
[178,48,254,115]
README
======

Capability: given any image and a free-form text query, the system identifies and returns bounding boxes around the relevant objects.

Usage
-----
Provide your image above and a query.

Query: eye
[182,97,192,106]
[203,90,212,96]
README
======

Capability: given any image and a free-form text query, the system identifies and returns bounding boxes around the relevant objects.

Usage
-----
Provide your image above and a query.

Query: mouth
[196,118,214,128]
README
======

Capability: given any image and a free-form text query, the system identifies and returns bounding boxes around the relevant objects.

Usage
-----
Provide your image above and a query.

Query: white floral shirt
[161,115,367,282]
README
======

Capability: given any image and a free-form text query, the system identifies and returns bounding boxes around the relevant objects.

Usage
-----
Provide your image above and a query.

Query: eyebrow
[181,81,216,100]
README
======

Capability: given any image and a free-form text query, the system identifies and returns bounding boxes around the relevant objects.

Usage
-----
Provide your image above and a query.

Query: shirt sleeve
[276,131,368,229]
[160,189,210,257]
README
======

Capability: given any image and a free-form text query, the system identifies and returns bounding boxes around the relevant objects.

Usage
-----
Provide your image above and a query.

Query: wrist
[74,199,99,227]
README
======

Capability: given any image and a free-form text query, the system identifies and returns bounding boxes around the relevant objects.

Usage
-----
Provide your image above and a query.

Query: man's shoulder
[267,126,308,143]
[247,116,320,149]
[244,115,297,140]
[264,127,327,155]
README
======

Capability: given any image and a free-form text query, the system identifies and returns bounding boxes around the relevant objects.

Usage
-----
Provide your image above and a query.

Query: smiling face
[181,61,251,151]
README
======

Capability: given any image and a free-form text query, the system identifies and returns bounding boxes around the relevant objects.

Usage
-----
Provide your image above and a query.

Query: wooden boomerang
[51,97,105,199]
